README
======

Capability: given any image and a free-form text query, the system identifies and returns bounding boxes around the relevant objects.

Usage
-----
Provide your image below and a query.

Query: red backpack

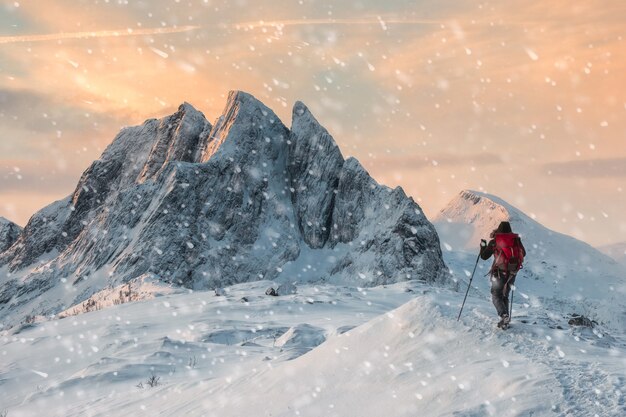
[493,233,524,272]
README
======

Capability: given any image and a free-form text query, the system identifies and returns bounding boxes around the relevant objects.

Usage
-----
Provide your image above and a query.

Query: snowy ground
[1,276,625,417]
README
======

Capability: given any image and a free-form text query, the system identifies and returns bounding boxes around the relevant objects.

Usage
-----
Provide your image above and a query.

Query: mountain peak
[200,90,287,163]
[437,190,514,223]
[227,89,257,103]
[457,190,514,212]
[434,190,520,252]
[137,99,212,182]
[290,100,338,149]
[292,100,310,118]
[224,90,274,117]
[177,101,204,117]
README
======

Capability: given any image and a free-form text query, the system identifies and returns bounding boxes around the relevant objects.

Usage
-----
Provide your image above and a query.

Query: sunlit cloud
[0,25,200,45]
[371,153,504,170]
[543,158,626,178]
[232,17,443,30]
[0,0,624,245]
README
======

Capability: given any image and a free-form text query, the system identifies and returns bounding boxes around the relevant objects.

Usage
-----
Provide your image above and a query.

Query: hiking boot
[497,314,510,328]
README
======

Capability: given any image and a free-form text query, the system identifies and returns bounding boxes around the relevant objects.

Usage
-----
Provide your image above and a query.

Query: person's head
[490,221,512,237]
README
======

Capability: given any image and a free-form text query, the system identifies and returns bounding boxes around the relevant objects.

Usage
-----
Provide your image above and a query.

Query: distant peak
[458,190,486,205]
[456,190,514,211]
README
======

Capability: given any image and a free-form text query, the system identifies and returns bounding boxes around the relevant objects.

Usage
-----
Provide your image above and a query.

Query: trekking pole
[457,245,484,321]
[509,285,514,318]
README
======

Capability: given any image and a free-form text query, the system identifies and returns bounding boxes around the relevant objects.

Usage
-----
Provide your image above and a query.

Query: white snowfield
[1,189,625,416]
[1,280,625,417]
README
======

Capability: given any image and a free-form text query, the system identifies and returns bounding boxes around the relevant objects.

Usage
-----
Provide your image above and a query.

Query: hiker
[480,221,526,328]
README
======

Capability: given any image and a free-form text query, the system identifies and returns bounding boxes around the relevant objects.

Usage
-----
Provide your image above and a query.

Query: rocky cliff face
[0,91,447,324]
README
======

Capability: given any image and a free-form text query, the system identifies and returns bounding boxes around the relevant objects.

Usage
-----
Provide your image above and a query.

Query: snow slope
[1,281,624,417]
[434,190,626,331]
[599,242,626,267]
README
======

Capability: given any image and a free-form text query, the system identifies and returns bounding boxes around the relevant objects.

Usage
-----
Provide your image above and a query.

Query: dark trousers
[490,269,515,317]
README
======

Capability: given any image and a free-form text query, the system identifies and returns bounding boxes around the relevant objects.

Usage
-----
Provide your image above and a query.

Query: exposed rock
[288,101,344,249]
[274,323,326,349]
[568,314,595,328]
[0,91,447,325]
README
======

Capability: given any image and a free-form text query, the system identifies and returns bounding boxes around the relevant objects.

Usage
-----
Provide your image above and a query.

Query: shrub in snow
[215,288,226,296]
[146,374,160,387]
[265,287,277,296]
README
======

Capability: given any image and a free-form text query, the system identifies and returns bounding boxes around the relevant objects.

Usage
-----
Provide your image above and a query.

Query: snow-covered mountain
[2,118,626,417]
[434,190,626,330]
[599,242,626,267]
[0,217,21,253]
[0,91,446,328]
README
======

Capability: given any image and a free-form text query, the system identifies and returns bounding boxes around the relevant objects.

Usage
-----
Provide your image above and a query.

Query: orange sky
[0,0,624,246]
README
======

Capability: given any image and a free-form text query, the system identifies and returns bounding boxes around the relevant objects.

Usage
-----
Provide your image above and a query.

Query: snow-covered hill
[1,280,624,417]
[434,190,626,330]
[0,91,446,329]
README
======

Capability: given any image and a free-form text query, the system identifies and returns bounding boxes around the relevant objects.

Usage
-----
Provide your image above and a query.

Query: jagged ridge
[0,91,447,324]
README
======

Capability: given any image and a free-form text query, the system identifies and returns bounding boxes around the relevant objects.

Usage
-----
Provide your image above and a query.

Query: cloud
[0,25,200,45]
[369,152,504,170]
[0,164,80,194]
[0,87,125,132]
[543,158,626,178]
[231,17,443,30]
[0,0,624,246]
